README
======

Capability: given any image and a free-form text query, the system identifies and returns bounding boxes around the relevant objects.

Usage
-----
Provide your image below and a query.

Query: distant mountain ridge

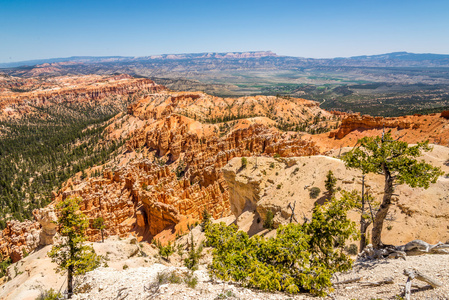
[2,51,449,69]
[0,51,278,68]
[346,51,449,61]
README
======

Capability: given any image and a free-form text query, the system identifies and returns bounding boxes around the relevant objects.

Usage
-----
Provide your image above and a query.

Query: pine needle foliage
[184,232,203,270]
[342,132,443,248]
[48,196,101,298]
[241,157,248,169]
[324,170,337,197]
[205,196,358,296]
[200,209,212,232]
[154,239,175,261]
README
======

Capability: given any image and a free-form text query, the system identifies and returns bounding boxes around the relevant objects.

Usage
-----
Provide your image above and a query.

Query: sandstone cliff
[308,112,449,152]
[328,113,417,139]
[0,74,164,120]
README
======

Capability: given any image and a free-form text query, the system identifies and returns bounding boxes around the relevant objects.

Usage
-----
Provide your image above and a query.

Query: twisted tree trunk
[68,264,73,298]
[372,163,394,249]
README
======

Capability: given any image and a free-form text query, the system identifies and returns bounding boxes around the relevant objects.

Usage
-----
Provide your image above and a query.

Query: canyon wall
[0,74,165,119]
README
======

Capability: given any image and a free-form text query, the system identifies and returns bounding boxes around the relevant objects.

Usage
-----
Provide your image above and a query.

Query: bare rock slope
[222,151,449,245]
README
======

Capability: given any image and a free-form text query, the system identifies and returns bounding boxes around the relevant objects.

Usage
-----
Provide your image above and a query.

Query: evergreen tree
[184,232,203,270]
[92,217,106,243]
[200,209,212,232]
[324,170,337,198]
[48,197,101,298]
[342,132,443,249]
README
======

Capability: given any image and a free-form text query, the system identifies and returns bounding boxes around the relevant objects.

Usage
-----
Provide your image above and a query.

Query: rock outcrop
[54,91,322,243]
[309,111,449,152]
[32,206,58,247]
[0,206,58,263]
[441,110,449,119]
[329,113,417,139]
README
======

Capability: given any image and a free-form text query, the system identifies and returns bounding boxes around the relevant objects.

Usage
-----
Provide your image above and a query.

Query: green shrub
[309,187,321,199]
[205,196,358,296]
[345,244,358,255]
[241,157,248,168]
[263,210,274,229]
[36,288,62,300]
[185,273,198,288]
[216,290,236,299]
[157,270,182,284]
[154,240,175,261]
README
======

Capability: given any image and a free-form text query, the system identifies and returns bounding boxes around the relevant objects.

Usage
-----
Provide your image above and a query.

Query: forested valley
[0,104,124,229]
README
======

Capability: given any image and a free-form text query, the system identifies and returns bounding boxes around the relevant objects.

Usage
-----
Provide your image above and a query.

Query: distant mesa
[145,51,278,60]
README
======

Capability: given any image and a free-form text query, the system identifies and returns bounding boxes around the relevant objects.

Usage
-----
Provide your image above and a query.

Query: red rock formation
[441,110,449,119]
[0,220,40,263]
[0,74,165,120]
[329,113,418,139]
[0,87,326,262]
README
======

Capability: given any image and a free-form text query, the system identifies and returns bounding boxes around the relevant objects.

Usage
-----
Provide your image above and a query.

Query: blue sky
[1,0,448,63]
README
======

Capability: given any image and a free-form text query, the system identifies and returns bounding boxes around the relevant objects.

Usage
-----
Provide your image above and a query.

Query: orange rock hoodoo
[0,220,40,263]
[0,82,332,262]
[65,92,321,242]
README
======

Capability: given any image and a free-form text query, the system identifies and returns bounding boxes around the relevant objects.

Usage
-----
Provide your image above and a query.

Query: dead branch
[403,268,442,300]
[333,276,362,285]
[359,240,449,261]
[397,240,449,256]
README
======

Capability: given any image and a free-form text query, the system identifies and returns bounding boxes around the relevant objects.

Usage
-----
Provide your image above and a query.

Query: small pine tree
[92,217,106,243]
[200,209,212,232]
[263,209,274,229]
[241,157,248,169]
[184,232,203,270]
[324,170,337,198]
[154,239,175,261]
[48,197,101,298]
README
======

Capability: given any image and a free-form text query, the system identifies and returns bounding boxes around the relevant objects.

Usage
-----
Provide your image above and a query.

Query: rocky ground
[71,254,449,300]
[331,254,449,300]
[1,232,448,300]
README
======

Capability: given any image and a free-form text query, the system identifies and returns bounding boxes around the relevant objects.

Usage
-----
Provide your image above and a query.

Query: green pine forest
[0,104,125,229]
